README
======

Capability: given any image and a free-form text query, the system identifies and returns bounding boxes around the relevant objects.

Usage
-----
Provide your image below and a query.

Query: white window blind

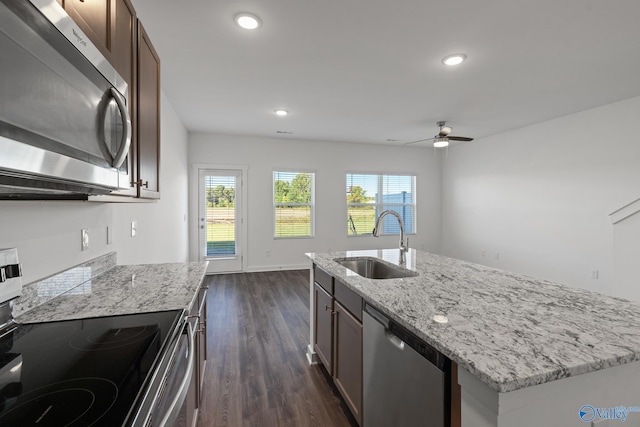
[273,171,315,238]
[346,173,415,235]
[204,175,237,256]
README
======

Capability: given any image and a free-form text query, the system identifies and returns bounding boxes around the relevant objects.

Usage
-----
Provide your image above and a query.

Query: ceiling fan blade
[447,136,474,142]
[403,137,435,146]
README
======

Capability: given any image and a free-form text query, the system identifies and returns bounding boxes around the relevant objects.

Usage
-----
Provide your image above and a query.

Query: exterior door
[198,169,243,273]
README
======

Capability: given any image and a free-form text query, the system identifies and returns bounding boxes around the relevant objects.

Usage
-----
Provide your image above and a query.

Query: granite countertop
[307,249,640,393]
[14,252,208,323]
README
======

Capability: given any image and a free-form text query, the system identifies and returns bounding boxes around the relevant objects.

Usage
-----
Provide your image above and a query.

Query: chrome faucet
[372,210,407,264]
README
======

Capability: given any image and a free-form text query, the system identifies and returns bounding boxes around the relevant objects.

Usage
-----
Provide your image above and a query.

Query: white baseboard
[306,344,318,365]
[244,263,309,273]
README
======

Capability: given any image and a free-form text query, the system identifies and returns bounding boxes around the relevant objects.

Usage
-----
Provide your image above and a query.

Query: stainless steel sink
[334,257,419,279]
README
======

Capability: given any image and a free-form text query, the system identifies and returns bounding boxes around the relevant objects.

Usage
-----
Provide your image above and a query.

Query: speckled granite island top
[307,249,640,393]
[14,253,208,323]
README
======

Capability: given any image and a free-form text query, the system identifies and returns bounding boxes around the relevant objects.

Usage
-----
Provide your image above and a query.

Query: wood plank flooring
[198,270,356,427]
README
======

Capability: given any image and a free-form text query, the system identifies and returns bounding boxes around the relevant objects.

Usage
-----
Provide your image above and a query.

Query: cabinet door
[136,21,161,199]
[109,0,138,196]
[314,283,333,374]
[334,301,362,425]
[64,0,111,59]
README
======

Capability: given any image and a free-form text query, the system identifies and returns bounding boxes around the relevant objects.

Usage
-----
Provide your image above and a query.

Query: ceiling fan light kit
[404,120,474,148]
[433,137,449,148]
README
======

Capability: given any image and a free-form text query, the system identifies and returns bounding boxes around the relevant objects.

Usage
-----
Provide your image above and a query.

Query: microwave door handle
[158,322,195,427]
[107,87,132,169]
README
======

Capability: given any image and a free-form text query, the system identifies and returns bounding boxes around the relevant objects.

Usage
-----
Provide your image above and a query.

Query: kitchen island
[307,249,640,427]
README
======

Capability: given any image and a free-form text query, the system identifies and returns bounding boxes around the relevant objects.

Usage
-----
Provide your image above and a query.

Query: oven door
[130,319,195,427]
[0,0,132,195]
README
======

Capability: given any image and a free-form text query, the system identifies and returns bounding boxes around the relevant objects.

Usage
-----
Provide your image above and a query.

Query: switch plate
[81,229,90,251]
[106,226,112,245]
[131,221,137,237]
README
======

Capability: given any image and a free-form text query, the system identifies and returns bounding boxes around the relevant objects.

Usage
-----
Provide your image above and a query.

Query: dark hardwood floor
[197,270,355,427]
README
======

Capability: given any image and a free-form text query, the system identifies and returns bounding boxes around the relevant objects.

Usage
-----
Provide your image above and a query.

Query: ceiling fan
[404,121,474,147]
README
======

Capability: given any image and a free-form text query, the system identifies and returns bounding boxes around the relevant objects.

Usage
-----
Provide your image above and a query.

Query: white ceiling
[131,0,640,146]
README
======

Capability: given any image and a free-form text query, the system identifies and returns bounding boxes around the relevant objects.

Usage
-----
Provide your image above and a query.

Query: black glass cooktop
[0,310,182,426]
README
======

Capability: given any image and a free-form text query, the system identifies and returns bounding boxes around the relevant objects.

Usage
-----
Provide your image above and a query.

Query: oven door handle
[158,322,195,427]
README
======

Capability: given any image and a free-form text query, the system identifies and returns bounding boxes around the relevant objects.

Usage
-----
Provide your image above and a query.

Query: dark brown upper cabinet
[59,0,161,200]
[136,21,161,199]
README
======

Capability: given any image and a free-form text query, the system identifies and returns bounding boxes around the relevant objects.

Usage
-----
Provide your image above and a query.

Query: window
[346,173,415,236]
[273,171,315,238]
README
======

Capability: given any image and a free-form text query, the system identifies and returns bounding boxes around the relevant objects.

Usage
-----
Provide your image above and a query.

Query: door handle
[105,88,132,169]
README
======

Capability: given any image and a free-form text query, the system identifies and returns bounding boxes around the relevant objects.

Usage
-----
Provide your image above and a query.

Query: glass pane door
[198,169,242,272]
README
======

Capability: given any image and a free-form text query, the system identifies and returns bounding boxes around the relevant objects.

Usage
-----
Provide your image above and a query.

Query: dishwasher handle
[364,303,390,328]
[384,329,405,350]
[364,302,450,371]
[366,303,406,350]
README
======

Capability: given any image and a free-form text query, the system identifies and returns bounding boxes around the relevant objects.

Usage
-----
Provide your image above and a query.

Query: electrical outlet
[481,249,486,257]
[266,250,271,257]
[494,252,500,259]
[81,229,90,251]
[131,221,137,237]
[591,270,599,279]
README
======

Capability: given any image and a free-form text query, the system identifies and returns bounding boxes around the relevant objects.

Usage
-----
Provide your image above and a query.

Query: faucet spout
[372,210,407,264]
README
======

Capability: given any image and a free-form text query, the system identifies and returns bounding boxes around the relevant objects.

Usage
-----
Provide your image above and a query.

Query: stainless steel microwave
[0,0,132,199]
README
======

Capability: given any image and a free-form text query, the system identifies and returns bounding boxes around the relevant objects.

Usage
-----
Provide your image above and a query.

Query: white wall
[613,203,640,301]
[0,91,190,284]
[188,134,441,271]
[441,96,640,297]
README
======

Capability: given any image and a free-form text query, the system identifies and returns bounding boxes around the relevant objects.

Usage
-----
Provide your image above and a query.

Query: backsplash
[13,252,117,317]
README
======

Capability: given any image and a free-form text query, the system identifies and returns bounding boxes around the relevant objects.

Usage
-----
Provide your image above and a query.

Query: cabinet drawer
[314,264,333,294]
[334,278,362,322]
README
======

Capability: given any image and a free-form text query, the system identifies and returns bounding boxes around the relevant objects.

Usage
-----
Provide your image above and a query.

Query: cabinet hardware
[324,305,337,314]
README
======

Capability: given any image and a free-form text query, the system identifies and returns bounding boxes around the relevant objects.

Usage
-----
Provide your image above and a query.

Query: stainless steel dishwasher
[363,303,450,427]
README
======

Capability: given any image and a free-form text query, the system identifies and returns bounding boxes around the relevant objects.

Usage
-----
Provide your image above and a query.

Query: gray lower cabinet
[334,300,363,424]
[314,283,334,372]
[313,264,363,425]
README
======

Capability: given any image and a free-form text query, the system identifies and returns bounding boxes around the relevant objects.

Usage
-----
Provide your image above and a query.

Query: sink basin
[333,257,419,279]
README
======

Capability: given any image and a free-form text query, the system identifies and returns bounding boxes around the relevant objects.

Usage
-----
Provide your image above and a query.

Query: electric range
[0,248,189,426]
[0,309,184,426]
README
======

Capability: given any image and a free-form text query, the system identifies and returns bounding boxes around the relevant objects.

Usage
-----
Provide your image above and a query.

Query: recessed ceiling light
[442,54,467,66]
[235,13,261,30]
[274,109,288,116]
